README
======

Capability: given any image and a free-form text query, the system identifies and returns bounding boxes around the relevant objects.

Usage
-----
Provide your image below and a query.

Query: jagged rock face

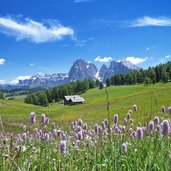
[120,59,141,70]
[1,59,140,90]
[102,61,133,82]
[68,59,98,81]
[19,73,68,87]
[108,61,132,75]
[99,64,108,81]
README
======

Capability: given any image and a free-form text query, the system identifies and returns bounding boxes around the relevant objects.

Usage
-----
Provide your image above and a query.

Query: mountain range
[0,59,140,90]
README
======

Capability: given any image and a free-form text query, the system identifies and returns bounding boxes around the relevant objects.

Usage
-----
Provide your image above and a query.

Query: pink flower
[41,114,46,124]
[114,114,118,124]
[122,143,127,153]
[136,127,143,139]
[30,112,36,123]
[133,104,137,112]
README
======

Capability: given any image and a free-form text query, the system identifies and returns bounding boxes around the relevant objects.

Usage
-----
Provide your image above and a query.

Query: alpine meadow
[1,0,171,170]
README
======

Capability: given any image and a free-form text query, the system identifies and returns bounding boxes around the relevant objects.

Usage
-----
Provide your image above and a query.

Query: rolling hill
[1,83,171,131]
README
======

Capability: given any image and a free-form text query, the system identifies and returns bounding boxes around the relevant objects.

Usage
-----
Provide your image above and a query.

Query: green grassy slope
[1,83,171,127]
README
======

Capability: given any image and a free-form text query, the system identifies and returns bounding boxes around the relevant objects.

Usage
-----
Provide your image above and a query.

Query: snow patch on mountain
[119,59,141,70]
[95,71,101,80]
[1,58,140,89]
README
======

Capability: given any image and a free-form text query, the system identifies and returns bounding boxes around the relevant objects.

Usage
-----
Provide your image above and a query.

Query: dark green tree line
[0,92,4,99]
[25,79,97,106]
[107,61,171,86]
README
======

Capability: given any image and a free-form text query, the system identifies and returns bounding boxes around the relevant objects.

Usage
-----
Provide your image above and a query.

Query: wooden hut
[64,95,85,105]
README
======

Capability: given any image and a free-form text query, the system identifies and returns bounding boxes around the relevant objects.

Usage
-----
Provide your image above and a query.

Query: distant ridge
[0,59,139,90]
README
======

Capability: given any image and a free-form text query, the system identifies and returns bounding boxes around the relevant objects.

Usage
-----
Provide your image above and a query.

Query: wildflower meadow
[0,105,171,170]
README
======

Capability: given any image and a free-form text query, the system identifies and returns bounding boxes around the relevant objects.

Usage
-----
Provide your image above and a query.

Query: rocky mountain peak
[0,58,140,90]
[99,64,108,81]
[102,61,134,82]
[119,59,141,70]
[68,59,98,81]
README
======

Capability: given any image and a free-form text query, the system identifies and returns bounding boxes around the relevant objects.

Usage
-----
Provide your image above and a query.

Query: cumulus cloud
[125,57,148,65]
[10,75,31,85]
[16,75,31,80]
[130,16,171,27]
[165,55,171,59]
[0,17,74,43]
[0,58,5,65]
[94,56,113,63]
[0,80,6,85]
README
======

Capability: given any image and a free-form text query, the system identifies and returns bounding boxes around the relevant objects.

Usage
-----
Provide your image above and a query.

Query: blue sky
[0,0,171,84]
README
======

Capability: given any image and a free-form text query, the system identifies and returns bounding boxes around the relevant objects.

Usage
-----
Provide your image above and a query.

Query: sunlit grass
[0,105,171,170]
[1,83,171,129]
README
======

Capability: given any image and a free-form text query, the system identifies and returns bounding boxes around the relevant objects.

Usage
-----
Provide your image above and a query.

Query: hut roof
[64,95,85,103]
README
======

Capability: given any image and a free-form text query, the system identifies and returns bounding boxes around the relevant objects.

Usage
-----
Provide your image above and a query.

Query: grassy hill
[1,83,171,130]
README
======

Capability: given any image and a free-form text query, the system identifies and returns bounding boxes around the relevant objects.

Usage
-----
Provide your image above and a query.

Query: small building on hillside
[64,95,85,105]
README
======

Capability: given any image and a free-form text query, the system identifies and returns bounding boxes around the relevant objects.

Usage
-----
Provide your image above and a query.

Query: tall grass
[1,84,171,170]
[0,103,171,170]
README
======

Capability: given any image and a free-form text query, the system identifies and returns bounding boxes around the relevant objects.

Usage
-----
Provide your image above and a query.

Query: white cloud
[95,56,113,63]
[10,80,19,85]
[74,0,92,3]
[29,63,34,66]
[0,58,5,65]
[165,55,171,59]
[16,75,31,80]
[146,47,150,51]
[130,16,171,27]
[0,17,74,43]
[74,37,94,47]
[10,75,31,85]
[0,80,6,85]
[125,57,148,65]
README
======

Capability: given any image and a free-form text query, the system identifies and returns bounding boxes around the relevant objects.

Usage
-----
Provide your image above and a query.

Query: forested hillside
[106,61,171,86]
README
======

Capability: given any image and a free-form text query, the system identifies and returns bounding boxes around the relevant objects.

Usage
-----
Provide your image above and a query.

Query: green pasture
[1,83,171,130]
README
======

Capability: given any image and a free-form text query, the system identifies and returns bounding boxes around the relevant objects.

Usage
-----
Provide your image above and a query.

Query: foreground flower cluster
[0,105,171,170]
